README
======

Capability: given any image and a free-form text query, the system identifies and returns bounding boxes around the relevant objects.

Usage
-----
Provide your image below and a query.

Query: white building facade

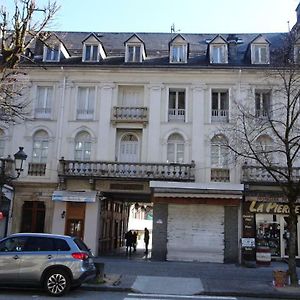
[2,5,300,262]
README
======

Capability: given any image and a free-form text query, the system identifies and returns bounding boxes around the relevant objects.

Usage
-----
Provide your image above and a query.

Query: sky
[2,0,300,34]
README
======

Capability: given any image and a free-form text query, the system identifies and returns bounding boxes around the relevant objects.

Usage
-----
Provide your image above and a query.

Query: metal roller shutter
[167,204,224,262]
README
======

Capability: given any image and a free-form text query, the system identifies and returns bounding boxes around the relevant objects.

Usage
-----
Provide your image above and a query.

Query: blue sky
[2,0,299,33]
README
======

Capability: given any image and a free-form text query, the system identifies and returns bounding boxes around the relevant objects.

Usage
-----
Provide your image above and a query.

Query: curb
[82,284,300,299]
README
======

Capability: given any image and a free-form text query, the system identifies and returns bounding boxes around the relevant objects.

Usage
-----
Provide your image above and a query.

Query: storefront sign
[52,191,97,202]
[249,200,300,214]
[241,238,255,248]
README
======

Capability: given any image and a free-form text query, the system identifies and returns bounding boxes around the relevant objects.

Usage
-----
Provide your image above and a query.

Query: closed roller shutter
[167,204,224,262]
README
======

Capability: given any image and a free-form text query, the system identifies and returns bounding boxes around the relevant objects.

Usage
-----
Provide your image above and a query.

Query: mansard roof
[25,31,287,67]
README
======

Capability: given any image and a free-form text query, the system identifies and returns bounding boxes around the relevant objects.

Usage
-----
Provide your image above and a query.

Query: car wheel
[44,269,70,297]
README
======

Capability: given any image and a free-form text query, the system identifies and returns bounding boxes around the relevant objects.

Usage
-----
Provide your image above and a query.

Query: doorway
[20,201,45,233]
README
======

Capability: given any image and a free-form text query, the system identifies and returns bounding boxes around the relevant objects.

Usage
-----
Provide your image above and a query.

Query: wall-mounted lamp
[61,211,66,219]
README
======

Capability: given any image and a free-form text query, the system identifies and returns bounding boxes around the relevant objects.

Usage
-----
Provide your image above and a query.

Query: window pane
[169,91,176,108]
[128,46,134,62]
[92,45,98,61]
[260,47,267,62]
[212,92,219,109]
[167,144,175,162]
[85,45,91,60]
[135,46,140,61]
[220,92,228,109]
[178,92,185,109]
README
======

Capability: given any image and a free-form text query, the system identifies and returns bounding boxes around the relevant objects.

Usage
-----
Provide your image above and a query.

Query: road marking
[125,293,237,300]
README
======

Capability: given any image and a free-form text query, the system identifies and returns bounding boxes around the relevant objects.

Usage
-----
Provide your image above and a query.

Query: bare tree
[224,31,300,285]
[0,0,59,123]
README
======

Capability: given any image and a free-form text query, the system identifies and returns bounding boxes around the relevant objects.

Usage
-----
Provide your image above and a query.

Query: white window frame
[126,44,142,63]
[168,88,186,122]
[83,44,99,62]
[211,136,229,168]
[35,86,53,119]
[211,90,229,123]
[167,133,185,163]
[43,45,60,62]
[210,44,228,64]
[255,90,271,118]
[76,87,95,120]
[74,132,92,161]
[32,131,49,164]
[251,44,269,64]
[170,44,187,63]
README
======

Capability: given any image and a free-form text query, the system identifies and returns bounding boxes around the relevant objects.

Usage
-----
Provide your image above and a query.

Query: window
[77,87,95,120]
[255,91,271,118]
[32,130,49,164]
[211,90,229,122]
[74,131,91,161]
[255,135,273,163]
[168,89,185,122]
[127,45,141,62]
[170,45,186,63]
[167,133,184,163]
[84,44,99,61]
[211,45,227,64]
[44,46,60,62]
[252,45,269,64]
[211,135,229,182]
[35,86,53,118]
[0,236,27,252]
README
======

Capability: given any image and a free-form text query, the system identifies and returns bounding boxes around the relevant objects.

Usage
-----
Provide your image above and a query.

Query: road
[0,288,291,300]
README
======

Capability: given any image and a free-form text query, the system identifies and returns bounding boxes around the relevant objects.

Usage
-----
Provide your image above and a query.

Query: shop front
[242,194,300,262]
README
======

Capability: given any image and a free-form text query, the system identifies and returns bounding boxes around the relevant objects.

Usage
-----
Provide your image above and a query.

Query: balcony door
[119,133,139,163]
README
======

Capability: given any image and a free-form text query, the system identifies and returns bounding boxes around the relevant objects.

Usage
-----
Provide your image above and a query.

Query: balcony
[28,162,46,176]
[58,158,195,182]
[168,109,185,122]
[211,109,229,123]
[112,106,148,126]
[211,168,230,182]
[242,164,300,183]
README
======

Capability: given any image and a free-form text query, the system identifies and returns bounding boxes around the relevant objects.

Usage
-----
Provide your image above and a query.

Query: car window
[24,237,55,251]
[54,238,70,251]
[0,236,27,252]
[73,238,89,252]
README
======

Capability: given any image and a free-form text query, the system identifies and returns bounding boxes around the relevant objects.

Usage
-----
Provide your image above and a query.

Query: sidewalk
[82,249,300,299]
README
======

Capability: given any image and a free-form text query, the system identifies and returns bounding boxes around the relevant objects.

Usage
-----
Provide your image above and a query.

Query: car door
[0,236,28,282]
[18,236,57,283]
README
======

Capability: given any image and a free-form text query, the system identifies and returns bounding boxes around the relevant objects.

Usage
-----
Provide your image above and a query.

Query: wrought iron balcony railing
[112,106,148,124]
[59,158,195,182]
[242,164,300,183]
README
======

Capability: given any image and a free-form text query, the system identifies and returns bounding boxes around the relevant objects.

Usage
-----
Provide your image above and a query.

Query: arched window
[0,129,5,157]
[167,133,184,163]
[119,133,139,162]
[74,131,91,161]
[211,135,229,167]
[256,135,273,162]
[32,130,49,163]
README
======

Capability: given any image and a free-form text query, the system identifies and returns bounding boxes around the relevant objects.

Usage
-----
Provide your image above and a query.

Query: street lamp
[0,147,27,237]
[13,147,27,177]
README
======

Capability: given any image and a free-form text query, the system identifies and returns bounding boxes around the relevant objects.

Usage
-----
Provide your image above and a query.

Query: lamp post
[0,147,27,237]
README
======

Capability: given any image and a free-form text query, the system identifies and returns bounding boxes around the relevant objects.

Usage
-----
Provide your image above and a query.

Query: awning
[52,191,97,203]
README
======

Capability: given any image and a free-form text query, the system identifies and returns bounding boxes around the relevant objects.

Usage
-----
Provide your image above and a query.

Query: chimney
[227,34,238,63]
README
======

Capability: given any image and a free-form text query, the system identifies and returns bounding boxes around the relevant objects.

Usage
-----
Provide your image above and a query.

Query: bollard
[94,262,105,283]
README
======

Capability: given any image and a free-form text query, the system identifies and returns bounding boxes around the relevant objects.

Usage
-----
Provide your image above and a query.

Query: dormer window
[84,44,99,61]
[124,34,146,63]
[169,34,188,63]
[43,46,60,62]
[211,45,227,64]
[82,33,106,62]
[127,45,141,62]
[209,35,228,64]
[171,45,187,63]
[250,35,270,65]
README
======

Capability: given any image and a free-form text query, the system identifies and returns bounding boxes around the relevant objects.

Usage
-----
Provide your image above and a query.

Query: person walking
[125,230,133,255]
[132,231,138,252]
[144,227,149,254]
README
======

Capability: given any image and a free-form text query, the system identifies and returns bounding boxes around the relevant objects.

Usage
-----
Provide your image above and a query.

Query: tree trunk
[288,201,298,286]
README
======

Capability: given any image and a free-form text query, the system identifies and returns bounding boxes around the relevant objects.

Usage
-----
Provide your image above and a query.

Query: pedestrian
[125,230,133,255]
[132,231,138,252]
[144,227,149,254]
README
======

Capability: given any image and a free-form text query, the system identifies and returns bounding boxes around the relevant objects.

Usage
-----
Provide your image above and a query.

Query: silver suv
[0,233,96,296]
